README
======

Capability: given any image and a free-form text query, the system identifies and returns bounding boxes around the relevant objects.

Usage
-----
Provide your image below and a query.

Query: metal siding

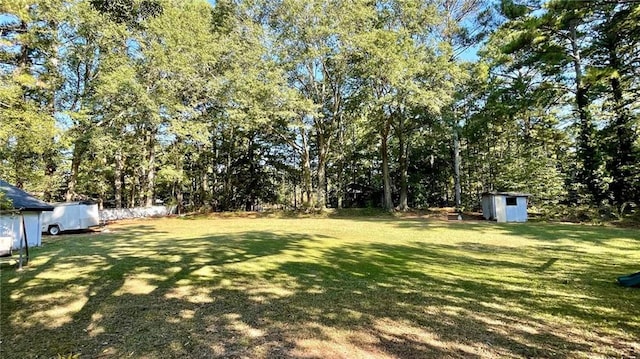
[516,196,528,222]
[0,215,20,247]
[0,212,44,249]
[482,194,528,223]
[482,196,492,219]
[22,212,42,247]
[504,196,528,222]
[495,196,507,223]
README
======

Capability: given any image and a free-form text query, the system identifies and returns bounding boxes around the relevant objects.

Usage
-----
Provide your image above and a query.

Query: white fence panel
[100,206,176,222]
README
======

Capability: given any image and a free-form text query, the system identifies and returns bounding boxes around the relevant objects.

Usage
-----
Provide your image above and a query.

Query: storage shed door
[494,196,507,223]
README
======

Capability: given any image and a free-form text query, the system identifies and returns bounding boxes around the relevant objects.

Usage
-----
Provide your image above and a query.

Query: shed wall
[0,214,21,249]
[22,211,42,247]
[0,212,42,249]
[482,194,528,223]
[514,197,528,222]
[481,196,493,220]
[495,196,507,223]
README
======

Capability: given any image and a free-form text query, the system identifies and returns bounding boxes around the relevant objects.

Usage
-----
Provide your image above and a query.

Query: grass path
[1,217,639,358]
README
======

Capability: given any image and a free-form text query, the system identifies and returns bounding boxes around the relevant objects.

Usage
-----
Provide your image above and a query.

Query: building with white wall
[0,180,54,249]
[482,192,530,223]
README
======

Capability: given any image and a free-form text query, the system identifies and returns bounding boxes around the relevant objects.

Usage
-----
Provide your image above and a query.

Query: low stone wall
[100,205,176,222]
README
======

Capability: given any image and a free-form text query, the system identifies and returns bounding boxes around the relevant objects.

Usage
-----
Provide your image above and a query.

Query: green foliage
[56,353,80,359]
[0,191,13,210]
[0,0,62,191]
[479,0,640,214]
[1,0,639,217]
[89,0,163,26]
[537,202,639,224]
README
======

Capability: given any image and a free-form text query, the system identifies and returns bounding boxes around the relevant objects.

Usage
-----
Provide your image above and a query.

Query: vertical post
[18,214,29,270]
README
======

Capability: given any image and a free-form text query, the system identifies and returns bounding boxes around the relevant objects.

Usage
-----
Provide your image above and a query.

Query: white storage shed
[482,192,530,223]
[0,180,54,249]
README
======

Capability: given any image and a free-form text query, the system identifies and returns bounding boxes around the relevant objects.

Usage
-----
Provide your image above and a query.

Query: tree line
[0,0,638,216]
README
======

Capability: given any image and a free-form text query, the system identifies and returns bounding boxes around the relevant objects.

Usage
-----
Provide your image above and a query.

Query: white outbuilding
[0,180,54,250]
[482,192,530,223]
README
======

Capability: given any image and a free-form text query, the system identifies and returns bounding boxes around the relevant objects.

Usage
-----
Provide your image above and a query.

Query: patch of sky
[0,13,19,25]
[0,14,22,61]
[458,45,479,62]
[55,113,74,131]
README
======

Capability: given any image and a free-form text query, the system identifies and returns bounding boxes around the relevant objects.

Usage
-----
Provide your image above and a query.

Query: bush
[0,191,13,211]
[538,202,638,224]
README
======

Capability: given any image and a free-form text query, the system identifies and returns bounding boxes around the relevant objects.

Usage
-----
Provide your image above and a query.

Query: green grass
[1,217,639,358]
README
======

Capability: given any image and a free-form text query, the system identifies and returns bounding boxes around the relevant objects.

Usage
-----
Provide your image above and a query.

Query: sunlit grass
[1,217,639,358]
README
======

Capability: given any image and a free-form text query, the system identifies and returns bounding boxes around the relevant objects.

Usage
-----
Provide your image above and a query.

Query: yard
[0,216,639,358]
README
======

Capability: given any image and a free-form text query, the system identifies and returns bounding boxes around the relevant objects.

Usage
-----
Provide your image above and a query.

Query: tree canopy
[1,0,638,217]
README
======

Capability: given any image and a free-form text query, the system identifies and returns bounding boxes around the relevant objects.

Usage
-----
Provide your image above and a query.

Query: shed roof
[482,191,531,197]
[0,180,54,211]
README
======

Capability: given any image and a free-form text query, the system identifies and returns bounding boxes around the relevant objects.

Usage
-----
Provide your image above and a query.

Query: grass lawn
[1,216,639,358]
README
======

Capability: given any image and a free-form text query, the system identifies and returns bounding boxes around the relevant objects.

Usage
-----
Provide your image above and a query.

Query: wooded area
[0,0,638,217]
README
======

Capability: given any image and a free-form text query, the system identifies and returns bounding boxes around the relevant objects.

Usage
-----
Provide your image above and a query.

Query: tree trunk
[570,20,601,202]
[606,40,636,206]
[129,174,136,208]
[453,122,462,210]
[66,141,85,202]
[98,187,104,210]
[245,135,256,211]
[138,133,147,207]
[212,146,219,211]
[398,113,409,211]
[381,119,393,211]
[336,117,345,209]
[176,183,184,214]
[300,128,313,207]
[144,130,156,207]
[114,150,124,209]
[202,159,210,208]
[316,141,327,209]
[42,148,57,202]
[225,129,234,210]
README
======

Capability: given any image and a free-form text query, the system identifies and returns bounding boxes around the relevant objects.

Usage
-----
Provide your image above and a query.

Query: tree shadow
[261,240,638,357]
[333,216,640,249]
[1,220,638,358]
[1,228,312,358]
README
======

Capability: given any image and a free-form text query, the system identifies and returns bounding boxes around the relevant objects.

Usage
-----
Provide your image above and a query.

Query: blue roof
[0,180,54,211]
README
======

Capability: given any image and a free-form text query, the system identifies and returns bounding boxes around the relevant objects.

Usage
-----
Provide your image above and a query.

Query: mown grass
[1,217,639,358]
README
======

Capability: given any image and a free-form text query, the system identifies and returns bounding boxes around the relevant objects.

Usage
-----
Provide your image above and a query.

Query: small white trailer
[41,202,100,235]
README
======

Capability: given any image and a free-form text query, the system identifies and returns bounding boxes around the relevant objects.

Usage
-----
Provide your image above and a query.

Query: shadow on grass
[1,220,638,358]
[333,215,640,247]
